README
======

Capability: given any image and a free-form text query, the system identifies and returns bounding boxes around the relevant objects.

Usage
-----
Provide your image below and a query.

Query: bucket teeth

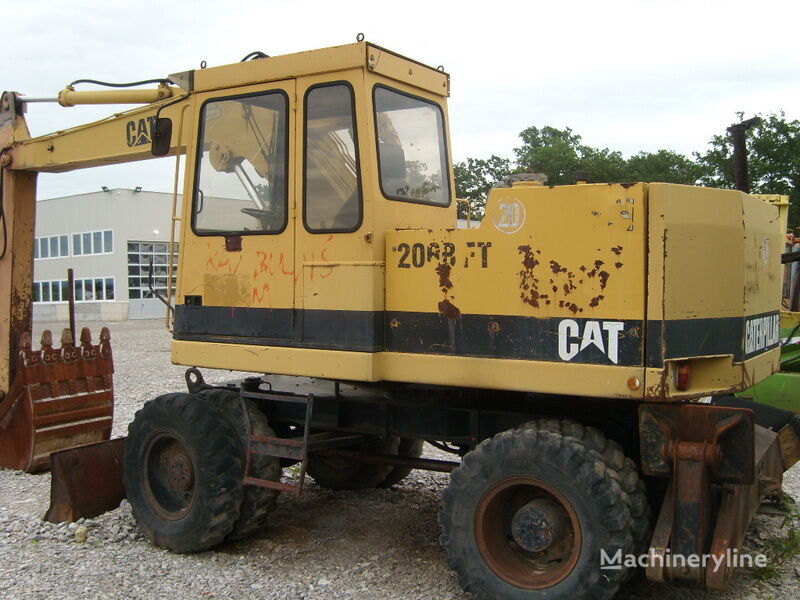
[99,327,112,358]
[40,329,53,349]
[40,330,61,364]
[60,328,80,362]
[18,331,38,367]
[80,328,98,360]
[2,325,115,472]
[18,332,31,351]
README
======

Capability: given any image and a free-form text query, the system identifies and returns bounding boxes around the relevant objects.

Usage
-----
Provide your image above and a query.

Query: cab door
[293,73,384,353]
[174,79,296,342]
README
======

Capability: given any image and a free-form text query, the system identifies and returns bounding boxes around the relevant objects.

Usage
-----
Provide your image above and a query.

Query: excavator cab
[170,47,455,368]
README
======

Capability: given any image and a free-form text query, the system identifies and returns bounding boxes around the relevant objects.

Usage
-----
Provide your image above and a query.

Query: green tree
[695,111,800,226]
[513,126,628,185]
[453,155,511,218]
[455,118,798,226]
[626,149,705,184]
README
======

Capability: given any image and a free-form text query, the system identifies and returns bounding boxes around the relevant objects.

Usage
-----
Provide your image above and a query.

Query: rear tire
[379,438,424,488]
[439,419,638,600]
[307,435,400,490]
[198,389,281,541]
[124,393,243,553]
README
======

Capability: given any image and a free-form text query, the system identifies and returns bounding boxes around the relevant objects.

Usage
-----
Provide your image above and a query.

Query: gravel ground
[0,319,798,599]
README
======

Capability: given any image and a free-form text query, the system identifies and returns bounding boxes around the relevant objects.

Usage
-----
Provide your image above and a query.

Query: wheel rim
[143,431,197,520]
[474,477,582,589]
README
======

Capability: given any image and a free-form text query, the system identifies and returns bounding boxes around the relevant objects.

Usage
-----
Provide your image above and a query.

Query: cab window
[303,83,362,233]
[374,85,450,206]
[193,91,288,235]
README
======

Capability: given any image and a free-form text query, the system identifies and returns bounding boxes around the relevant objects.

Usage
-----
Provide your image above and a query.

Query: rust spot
[521,289,540,308]
[579,265,586,272]
[518,246,542,308]
[390,318,400,329]
[549,260,567,274]
[594,259,604,269]
[488,321,500,334]
[563,283,570,295]
[615,262,623,269]
[611,246,623,256]
[552,285,558,293]
[438,299,461,319]
[518,245,540,270]
[567,303,581,314]
[589,295,604,307]
[587,269,596,278]
[598,271,610,289]
[621,182,636,189]
[436,263,453,292]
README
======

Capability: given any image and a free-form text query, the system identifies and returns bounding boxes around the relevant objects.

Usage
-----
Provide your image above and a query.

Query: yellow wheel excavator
[1,39,799,600]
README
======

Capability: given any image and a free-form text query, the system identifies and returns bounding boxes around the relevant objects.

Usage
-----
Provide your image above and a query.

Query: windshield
[374,86,450,206]
[193,91,288,235]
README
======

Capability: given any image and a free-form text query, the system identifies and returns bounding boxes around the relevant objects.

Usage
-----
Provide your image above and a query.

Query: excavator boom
[0,88,187,472]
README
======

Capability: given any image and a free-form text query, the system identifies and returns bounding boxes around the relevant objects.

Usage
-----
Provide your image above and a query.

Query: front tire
[439,419,639,600]
[123,393,243,553]
[198,389,281,541]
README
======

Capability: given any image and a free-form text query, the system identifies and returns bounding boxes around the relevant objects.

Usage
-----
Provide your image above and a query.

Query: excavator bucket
[0,326,114,472]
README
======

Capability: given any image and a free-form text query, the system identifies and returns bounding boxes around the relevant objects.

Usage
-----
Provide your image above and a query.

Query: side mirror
[151,117,173,157]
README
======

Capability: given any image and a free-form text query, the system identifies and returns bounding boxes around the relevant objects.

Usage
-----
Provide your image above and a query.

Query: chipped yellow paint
[387,183,647,320]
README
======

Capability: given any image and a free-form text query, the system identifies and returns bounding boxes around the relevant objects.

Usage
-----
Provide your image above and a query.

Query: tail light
[675,361,691,391]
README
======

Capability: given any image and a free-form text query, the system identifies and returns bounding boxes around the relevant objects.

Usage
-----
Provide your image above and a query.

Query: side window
[374,86,450,206]
[304,83,362,232]
[193,91,288,235]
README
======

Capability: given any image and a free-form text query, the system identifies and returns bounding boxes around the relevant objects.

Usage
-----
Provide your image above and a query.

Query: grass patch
[753,494,800,580]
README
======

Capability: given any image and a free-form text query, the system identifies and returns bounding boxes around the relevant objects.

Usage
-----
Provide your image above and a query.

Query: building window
[127,241,178,299]
[34,234,70,259]
[72,230,114,256]
[33,277,115,303]
[34,230,112,259]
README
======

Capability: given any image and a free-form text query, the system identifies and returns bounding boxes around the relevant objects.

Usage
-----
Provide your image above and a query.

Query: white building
[32,188,178,321]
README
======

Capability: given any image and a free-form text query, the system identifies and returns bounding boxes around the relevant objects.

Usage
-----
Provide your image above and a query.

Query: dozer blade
[0,327,114,472]
[44,437,126,524]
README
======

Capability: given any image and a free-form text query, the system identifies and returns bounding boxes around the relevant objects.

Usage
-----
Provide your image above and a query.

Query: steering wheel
[240,207,284,231]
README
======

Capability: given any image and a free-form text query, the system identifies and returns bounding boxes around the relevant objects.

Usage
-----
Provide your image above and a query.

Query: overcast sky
[6,0,800,198]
